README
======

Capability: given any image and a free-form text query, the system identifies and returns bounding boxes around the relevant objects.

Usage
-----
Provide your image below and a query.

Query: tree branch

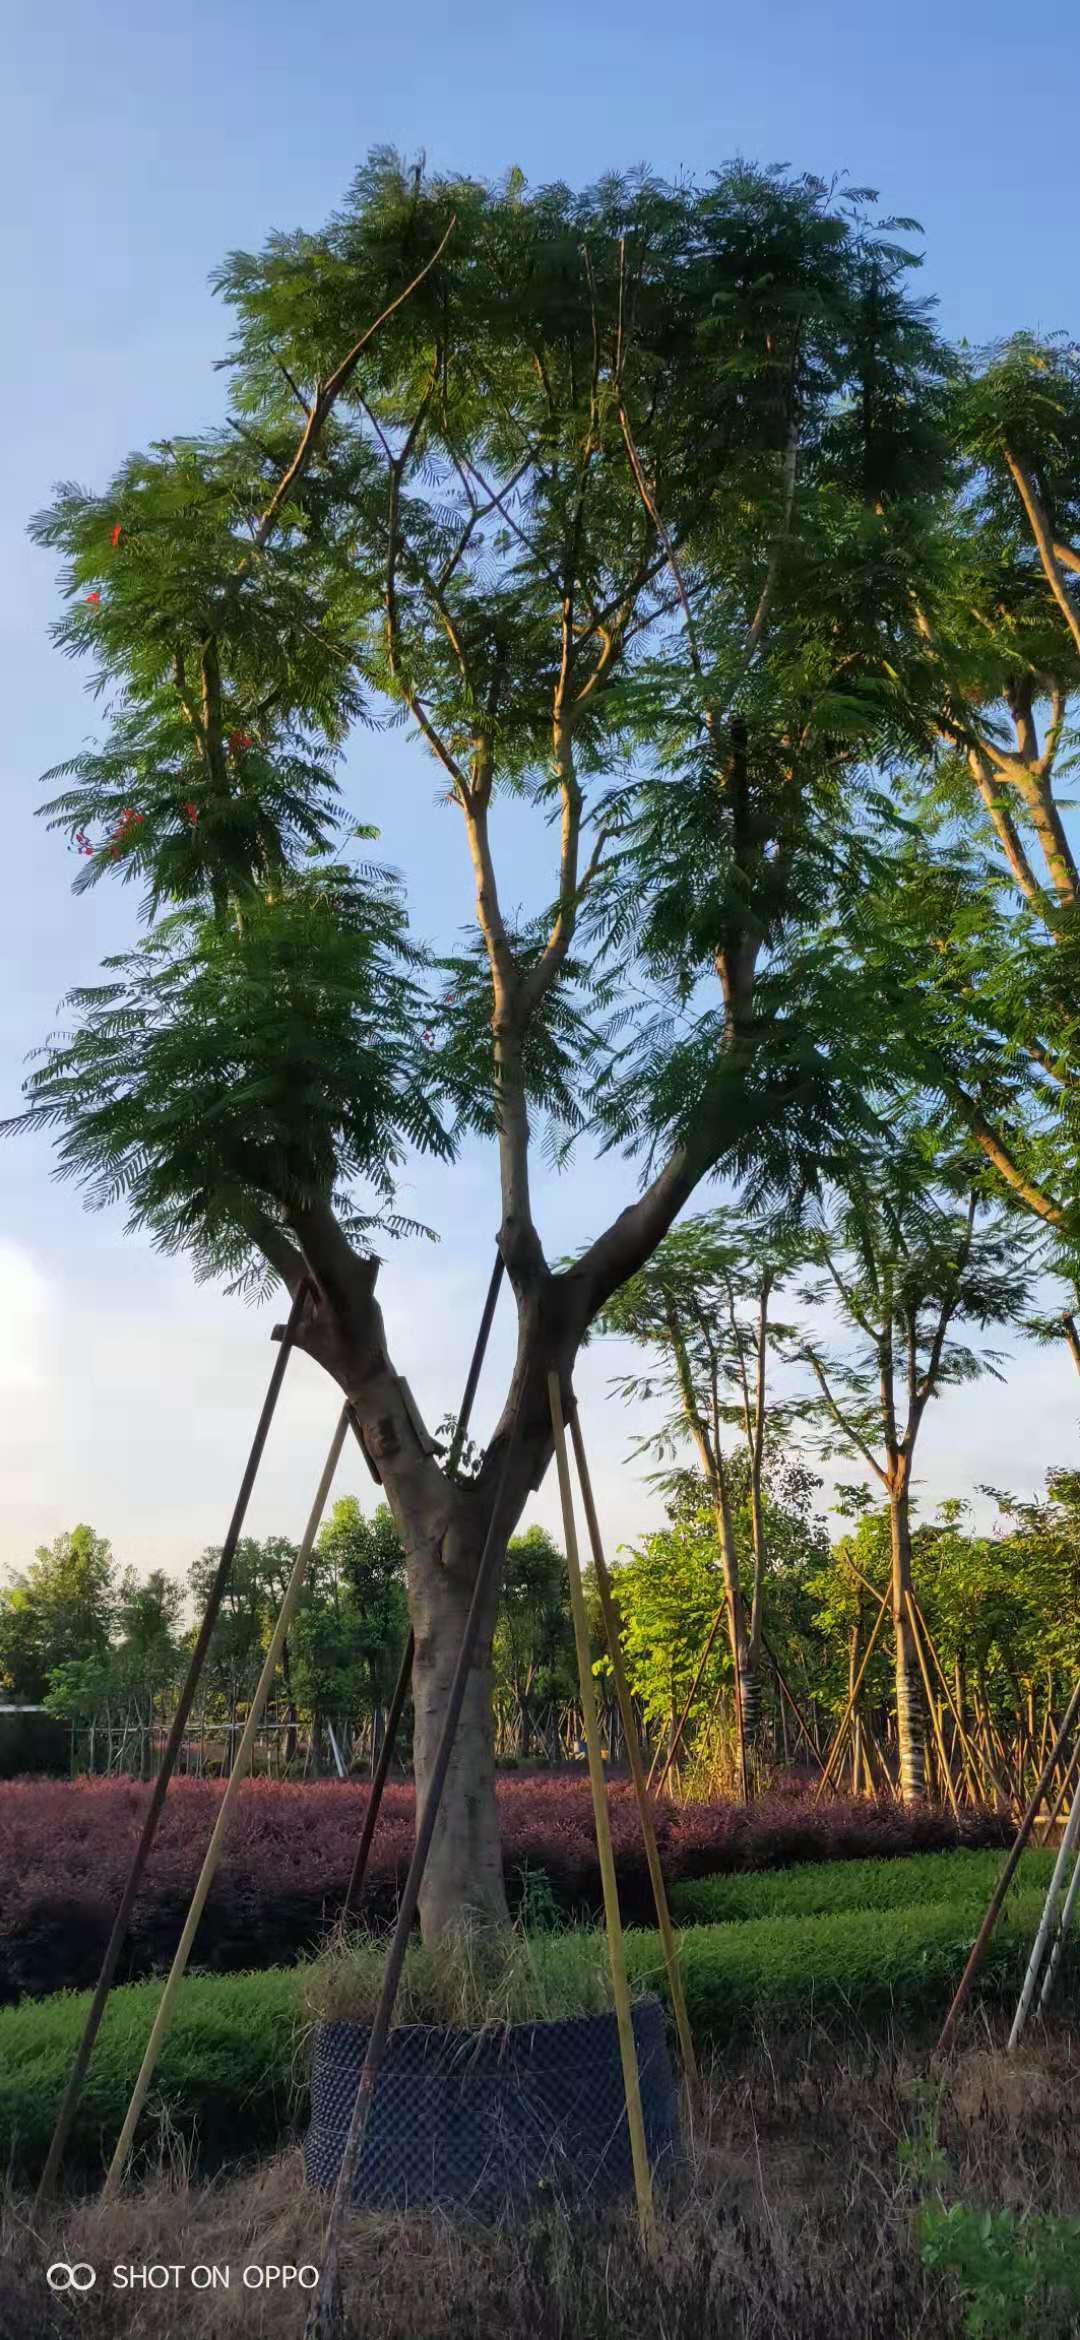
[1004,445,1080,662]
[949,1084,1068,1227]
[803,1350,888,1485]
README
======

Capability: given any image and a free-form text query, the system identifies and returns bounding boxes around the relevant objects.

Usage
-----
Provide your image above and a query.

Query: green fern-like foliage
[7,862,449,1289]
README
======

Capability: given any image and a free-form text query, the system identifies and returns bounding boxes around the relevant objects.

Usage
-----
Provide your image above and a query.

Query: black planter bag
[305,1994,678,2217]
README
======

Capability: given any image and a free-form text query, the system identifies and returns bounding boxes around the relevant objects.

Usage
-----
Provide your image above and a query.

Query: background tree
[14,155,961,1937]
[795,1142,1035,1798]
[491,1525,577,1761]
[296,1497,407,1770]
[0,1525,115,1703]
[598,1209,803,1760]
[613,1458,830,1782]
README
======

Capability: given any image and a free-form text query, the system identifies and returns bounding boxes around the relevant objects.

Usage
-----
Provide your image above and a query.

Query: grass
[2,1878,1077,2194]
[303,1922,624,2031]
[0,1969,301,2185]
[670,1845,1058,1926]
[7,2020,1080,2336]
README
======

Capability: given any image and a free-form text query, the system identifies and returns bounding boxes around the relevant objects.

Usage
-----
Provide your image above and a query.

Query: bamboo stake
[761,1634,825,1771]
[34,1280,310,2213]
[566,1402,699,2102]
[549,1375,655,2252]
[103,1404,350,2196]
[813,1588,890,1804]
[912,1619,999,1806]
[937,1676,1080,2055]
[1038,1737,1080,1847]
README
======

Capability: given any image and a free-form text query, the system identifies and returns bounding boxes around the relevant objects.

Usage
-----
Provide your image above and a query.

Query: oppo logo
[46,2263,97,2292]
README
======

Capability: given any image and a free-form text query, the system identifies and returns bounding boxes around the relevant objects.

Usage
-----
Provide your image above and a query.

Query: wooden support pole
[813,1588,889,1804]
[651,1603,725,1796]
[937,1675,1080,2056]
[761,1634,825,1771]
[103,1404,350,2196]
[548,1376,655,2252]
[34,1280,309,2214]
[566,1401,699,2104]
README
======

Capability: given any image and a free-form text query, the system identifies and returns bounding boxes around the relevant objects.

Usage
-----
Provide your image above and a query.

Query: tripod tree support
[549,1373,656,2254]
[307,1386,529,2340]
[937,1675,1080,2057]
[103,1402,351,2197]
[33,1277,310,2215]
[341,1246,505,1921]
[812,1585,890,1805]
[566,1400,699,2106]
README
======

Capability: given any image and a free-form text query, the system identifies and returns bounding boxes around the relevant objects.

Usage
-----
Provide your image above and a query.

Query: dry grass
[4,2011,1080,2340]
[301,1921,621,2032]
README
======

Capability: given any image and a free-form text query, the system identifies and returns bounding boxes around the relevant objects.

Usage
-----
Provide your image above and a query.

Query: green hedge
[0,1968,300,2183]
[669,1847,1057,1927]
[632,1888,1064,2041]
[1,1890,1073,2191]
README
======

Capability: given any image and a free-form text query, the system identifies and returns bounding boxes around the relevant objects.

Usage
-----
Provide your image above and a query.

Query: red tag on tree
[111,523,122,548]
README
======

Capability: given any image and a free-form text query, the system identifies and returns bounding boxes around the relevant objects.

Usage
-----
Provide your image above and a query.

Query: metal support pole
[1038,1824,1080,2015]
[103,1404,349,2196]
[1009,1780,1080,2048]
[937,1676,1080,2056]
[33,1280,309,2214]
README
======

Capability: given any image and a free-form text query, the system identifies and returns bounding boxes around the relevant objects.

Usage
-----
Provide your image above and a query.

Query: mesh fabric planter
[305,1993,677,2218]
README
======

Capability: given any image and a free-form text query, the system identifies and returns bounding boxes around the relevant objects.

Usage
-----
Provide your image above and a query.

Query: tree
[613,1459,830,1775]
[114,1567,185,1685]
[492,1526,576,1759]
[297,1497,407,1767]
[14,155,956,1937]
[597,1209,803,1763]
[795,1140,1036,1798]
[865,335,1080,1327]
[0,1525,115,1702]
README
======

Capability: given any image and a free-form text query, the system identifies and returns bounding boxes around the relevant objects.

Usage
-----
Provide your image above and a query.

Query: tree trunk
[713,1480,754,1784]
[406,1515,509,1942]
[889,1481,925,1801]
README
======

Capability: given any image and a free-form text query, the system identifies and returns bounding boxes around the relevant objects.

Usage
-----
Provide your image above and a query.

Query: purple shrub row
[0,1773,1011,2000]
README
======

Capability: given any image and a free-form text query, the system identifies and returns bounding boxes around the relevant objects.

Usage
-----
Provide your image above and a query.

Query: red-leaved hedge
[0,1773,1011,2001]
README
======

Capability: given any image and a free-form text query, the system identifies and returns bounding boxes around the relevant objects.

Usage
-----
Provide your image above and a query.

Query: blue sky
[3,0,1078,1585]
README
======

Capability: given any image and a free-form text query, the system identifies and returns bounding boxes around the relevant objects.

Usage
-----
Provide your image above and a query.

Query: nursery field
[0,1775,1013,2001]
[0,1838,1069,2192]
